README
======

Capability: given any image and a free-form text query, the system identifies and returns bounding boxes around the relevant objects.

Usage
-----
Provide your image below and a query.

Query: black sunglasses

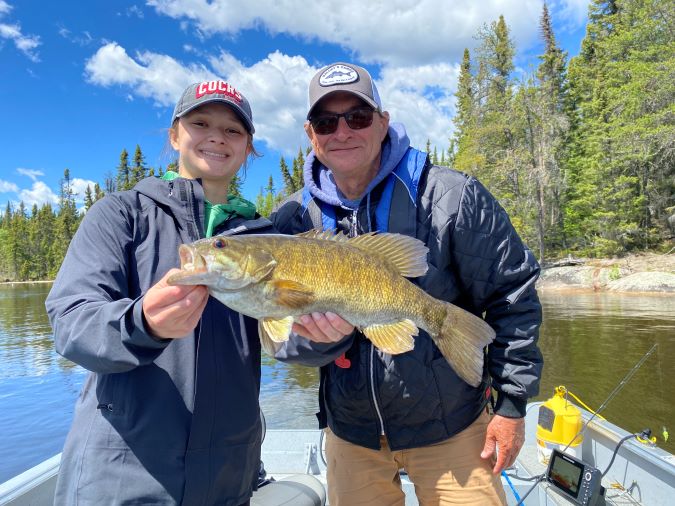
[309,107,375,135]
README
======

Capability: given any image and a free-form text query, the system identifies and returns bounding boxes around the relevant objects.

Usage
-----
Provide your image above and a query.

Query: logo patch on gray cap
[319,64,358,86]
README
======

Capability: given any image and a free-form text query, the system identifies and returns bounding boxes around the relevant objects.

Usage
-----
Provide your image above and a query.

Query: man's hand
[292,312,354,344]
[142,268,209,339]
[480,415,525,474]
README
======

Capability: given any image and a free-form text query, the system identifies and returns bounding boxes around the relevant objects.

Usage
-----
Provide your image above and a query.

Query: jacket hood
[133,175,196,211]
[303,122,411,209]
[131,176,272,236]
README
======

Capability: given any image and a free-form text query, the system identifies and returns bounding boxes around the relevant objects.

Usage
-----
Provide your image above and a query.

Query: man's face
[305,92,389,185]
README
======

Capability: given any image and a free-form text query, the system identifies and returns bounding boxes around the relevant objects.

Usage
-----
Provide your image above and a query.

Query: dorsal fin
[296,229,349,242]
[296,229,428,278]
[347,233,428,277]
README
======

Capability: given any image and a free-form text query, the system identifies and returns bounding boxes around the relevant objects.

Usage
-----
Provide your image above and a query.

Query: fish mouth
[178,244,205,272]
[167,245,209,285]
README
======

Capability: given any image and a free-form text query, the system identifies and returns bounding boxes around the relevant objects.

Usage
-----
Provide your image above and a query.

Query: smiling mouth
[200,150,229,159]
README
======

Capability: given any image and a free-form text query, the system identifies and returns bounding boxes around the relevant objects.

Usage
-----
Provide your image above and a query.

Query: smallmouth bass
[167,230,495,387]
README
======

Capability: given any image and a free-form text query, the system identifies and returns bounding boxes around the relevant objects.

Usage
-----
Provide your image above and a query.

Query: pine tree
[9,202,29,279]
[279,157,294,195]
[50,169,80,277]
[514,3,571,260]
[472,15,519,201]
[131,145,147,185]
[94,183,105,202]
[116,149,131,191]
[291,148,305,190]
[229,174,243,198]
[565,0,673,255]
[84,185,95,211]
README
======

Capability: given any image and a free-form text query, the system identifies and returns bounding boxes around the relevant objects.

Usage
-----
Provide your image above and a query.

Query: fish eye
[213,239,226,249]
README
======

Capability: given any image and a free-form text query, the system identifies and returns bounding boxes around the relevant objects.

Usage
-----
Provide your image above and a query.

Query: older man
[272,61,543,505]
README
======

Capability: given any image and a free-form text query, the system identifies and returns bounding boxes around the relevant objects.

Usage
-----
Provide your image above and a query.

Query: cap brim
[175,99,255,134]
[307,90,380,119]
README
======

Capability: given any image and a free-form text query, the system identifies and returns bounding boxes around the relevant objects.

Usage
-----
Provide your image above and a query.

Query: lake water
[1,283,673,483]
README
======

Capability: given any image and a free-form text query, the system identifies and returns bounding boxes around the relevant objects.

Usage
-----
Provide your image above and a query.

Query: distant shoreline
[2,252,673,293]
[0,280,53,285]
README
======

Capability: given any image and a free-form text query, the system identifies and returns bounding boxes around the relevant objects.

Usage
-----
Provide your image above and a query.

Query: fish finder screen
[549,452,583,498]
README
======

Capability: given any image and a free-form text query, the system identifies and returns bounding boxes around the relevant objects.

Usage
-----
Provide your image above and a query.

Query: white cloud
[70,178,99,201]
[82,1,591,155]
[18,181,58,207]
[148,0,586,66]
[84,44,458,153]
[0,179,19,193]
[0,2,41,61]
[16,168,44,181]
[551,0,590,29]
[377,63,460,148]
[58,25,94,47]
[85,42,215,108]
[125,5,145,18]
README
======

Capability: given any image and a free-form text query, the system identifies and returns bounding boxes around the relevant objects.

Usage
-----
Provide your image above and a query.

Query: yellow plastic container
[536,386,583,464]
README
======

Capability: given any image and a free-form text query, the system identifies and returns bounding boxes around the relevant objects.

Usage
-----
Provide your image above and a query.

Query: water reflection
[0,283,77,379]
[536,291,674,453]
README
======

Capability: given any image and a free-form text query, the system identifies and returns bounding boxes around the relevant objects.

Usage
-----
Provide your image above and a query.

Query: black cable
[601,433,639,477]
[514,474,547,505]
[503,471,545,482]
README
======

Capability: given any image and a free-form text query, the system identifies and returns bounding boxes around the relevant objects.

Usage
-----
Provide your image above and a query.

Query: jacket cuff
[124,296,172,349]
[494,393,527,418]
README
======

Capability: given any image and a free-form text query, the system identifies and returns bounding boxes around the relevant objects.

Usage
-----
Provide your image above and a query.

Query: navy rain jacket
[46,176,273,505]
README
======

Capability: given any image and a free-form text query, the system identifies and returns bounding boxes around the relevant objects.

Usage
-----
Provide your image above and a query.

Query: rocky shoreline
[3,253,675,294]
[538,252,675,294]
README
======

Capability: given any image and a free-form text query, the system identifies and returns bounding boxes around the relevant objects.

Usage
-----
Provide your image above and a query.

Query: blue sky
[1,0,590,210]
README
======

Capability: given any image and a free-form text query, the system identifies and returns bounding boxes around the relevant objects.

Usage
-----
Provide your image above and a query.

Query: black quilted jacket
[271,156,543,451]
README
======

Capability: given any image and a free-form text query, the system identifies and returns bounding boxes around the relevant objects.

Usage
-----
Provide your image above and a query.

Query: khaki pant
[325,411,507,506]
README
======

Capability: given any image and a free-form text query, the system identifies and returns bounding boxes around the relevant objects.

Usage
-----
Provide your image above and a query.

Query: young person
[272,62,543,505]
[46,80,273,505]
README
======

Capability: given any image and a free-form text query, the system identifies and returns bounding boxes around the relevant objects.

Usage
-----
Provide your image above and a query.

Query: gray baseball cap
[307,62,382,119]
[172,80,255,134]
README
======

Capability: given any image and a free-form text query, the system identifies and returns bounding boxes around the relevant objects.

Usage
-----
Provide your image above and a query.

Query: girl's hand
[142,269,209,339]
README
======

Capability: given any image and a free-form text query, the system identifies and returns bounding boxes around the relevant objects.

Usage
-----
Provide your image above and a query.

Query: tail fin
[432,303,496,387]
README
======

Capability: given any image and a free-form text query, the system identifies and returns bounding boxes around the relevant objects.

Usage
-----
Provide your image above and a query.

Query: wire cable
[601,433,639,477]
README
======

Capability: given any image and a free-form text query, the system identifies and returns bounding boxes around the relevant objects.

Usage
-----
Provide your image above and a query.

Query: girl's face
[170,102,251,184]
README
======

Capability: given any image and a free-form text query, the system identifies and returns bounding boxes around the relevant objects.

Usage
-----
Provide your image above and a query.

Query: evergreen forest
[1,0,673,281]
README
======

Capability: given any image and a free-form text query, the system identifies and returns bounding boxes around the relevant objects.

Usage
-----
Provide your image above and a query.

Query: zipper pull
[97,403,113,412]
[335,352,351,369]
[349,210,358,238]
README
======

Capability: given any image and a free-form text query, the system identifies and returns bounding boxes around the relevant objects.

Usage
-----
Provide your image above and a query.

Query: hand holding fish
[143,268,209,339]
[293,312,355,344]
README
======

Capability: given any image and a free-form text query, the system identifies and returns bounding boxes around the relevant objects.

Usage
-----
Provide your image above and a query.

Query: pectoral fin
[362,319,418,354]
[266,280,315,309]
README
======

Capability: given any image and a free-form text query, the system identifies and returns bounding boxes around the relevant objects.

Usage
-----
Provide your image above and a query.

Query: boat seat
[250,474,326,506]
